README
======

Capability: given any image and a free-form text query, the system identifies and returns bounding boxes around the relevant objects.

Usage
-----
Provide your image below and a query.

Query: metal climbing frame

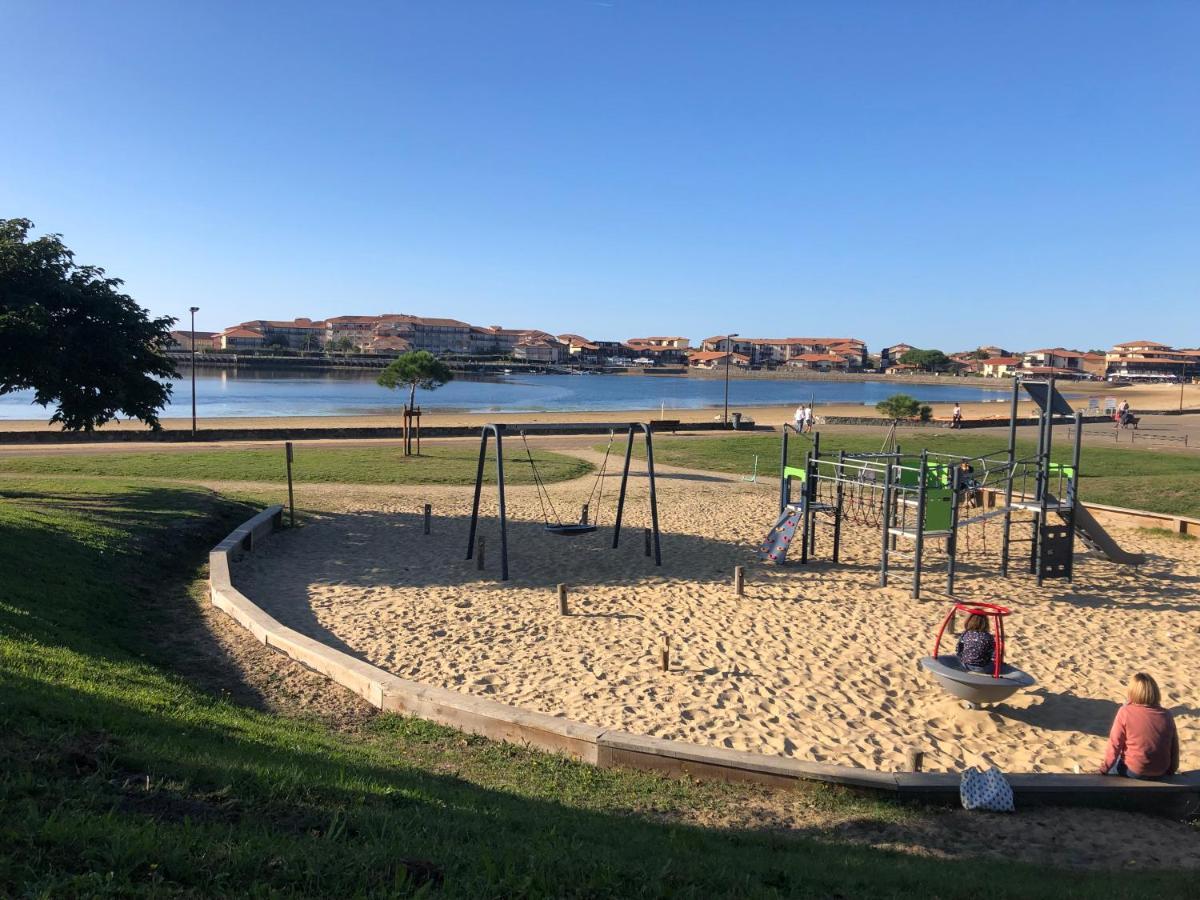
[465,422,662,580]
[772,376,1084,598]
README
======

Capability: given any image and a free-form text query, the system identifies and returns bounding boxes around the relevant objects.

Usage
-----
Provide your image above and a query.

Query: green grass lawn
[2,478,1191,896]
[621,432,1200,518]
[0,444,591,486]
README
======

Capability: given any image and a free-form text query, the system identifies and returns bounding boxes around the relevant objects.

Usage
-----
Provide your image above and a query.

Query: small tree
[876,393,922,420]
[377,351,453,455]
[0,218,177,431]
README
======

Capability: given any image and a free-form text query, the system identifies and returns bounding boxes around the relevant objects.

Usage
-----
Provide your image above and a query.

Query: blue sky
[3,1,1197,351]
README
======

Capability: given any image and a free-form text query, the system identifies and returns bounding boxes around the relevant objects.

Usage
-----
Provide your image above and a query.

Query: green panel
[783,465,807,480]
[924,489,954,531]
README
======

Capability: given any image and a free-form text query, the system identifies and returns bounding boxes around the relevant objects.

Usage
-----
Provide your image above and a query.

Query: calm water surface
[0,368,1007,420]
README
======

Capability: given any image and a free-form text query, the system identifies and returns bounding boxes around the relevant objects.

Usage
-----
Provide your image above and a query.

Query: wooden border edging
[209,507,1200,817]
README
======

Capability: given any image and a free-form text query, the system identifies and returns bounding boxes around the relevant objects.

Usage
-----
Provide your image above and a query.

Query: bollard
[644,527,652,557]
[285,442,295,527]
[580,503,589,526]
[423,503,431,535]
[476,536,485,571]
[906,749,924,772]
[660,634,670,672]
[734,565,745,596]
[558,583,568,615]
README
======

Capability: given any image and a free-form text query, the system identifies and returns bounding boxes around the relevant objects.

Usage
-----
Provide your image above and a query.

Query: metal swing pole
[495,427,509,581]
[466,426,490,563]
[611,424,636,549]
[643,424,662,566]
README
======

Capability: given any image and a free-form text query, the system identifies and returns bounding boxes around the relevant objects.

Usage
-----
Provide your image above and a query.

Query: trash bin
[731,412,743,429]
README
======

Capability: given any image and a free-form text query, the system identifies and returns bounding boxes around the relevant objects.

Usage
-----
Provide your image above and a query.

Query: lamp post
[189,306,200,436]
[723,333,739,427]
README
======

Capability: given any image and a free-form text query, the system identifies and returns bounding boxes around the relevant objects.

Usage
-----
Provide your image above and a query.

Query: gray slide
[1046,493,1146,566]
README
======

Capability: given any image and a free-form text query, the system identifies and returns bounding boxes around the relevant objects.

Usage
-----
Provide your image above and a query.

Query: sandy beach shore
[232,447,1199,776]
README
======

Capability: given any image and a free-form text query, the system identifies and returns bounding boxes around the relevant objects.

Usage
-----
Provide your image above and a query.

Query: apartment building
[980,357,1024,378]
[1106,340,1200,380]
[698,336,866,368]
[217,327,266,350]
[169,330,218,352]
[625,337,690,364]
[237,318,326,349]
[688,351,749,370]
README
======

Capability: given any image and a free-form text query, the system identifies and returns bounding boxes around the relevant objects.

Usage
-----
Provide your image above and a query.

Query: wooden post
[644,527,652,557]
[734,565,745,596]
[581,503,589,526]
[558,583,568,615]
[476,536,485,571]
[906,749,924,772]
[285,442,295,527]
[423,503,431,535]
[660,634,670,672]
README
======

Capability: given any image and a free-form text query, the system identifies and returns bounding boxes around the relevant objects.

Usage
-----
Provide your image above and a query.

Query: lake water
[0,368,1007,420]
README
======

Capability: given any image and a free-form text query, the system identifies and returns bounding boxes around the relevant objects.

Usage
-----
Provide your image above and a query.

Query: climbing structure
[763,377,1141,598]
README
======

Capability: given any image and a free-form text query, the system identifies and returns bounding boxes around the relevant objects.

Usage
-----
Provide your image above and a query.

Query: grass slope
[1,479,1190,896]
[623,433,1200,518]
[0,444,591,486]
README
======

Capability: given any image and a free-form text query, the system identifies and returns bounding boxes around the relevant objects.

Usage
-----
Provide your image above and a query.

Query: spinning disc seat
[919,600,1036,706]
[919,655,1035,705]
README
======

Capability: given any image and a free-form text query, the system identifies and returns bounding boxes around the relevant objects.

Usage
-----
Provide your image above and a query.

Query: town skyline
[5,5,1196,352]
[172,311,1199,382]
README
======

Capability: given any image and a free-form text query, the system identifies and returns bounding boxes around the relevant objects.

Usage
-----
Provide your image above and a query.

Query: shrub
[875,394,921,420]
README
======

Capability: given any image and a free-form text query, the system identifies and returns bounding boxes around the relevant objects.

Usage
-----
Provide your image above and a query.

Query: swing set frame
[465,422,663,580]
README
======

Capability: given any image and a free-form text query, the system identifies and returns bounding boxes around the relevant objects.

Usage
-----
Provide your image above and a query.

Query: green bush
[875,394,921,420]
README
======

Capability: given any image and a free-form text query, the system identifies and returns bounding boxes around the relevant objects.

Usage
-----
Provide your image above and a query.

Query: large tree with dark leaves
[0,218,177,430]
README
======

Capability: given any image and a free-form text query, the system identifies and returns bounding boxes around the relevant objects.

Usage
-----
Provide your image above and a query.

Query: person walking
[952,402,963,429]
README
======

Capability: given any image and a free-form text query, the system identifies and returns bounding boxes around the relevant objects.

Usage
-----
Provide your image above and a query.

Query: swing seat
[544,523,598,536]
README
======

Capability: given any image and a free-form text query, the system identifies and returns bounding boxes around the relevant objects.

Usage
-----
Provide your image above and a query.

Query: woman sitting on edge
[1100,673,1179,778]
[955,614,995,673]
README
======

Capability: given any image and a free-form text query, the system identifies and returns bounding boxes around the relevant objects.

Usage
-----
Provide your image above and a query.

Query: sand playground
[233,444,1199,776]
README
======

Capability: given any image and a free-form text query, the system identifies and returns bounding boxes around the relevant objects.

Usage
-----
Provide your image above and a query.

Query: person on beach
[803,405,814,433]
[1099,673,1179,778]
[793,404,805,431]
[952,402,963,429]
[955,614,995,673]
[1116,399,1130,429]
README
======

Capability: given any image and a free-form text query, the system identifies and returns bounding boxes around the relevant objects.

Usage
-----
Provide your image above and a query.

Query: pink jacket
[1100,704,1179,777]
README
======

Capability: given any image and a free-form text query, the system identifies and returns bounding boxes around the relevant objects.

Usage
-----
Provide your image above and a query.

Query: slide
[758,507,803,564]
[1046,493,1146,567]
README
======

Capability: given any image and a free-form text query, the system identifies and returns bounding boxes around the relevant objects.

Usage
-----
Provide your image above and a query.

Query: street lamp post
[723,333,739,427]
[189,306,200,436]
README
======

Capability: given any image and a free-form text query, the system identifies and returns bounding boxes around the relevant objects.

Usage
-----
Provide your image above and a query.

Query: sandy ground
[232,446,1200,777]
[3,380,1196,432]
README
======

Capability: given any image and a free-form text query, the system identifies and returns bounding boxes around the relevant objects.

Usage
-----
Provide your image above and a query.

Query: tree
[875,393,922,420]
[0,218,177,431]
[899,348,952,372]
[377,351,453,455]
